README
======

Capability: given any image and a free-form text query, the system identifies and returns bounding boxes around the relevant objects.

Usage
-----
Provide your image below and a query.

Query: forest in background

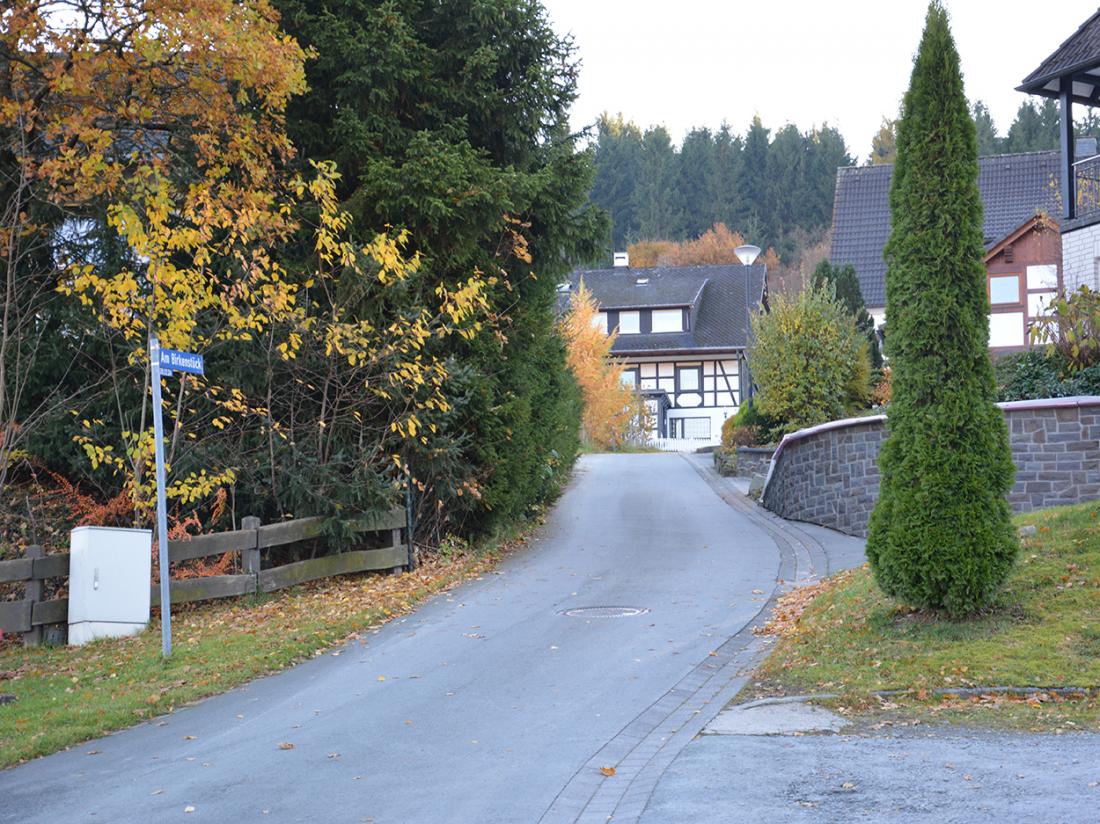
[587,97,1100,287]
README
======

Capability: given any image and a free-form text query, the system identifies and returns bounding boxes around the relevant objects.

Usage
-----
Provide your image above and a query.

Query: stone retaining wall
[735,446,777,478]
[761,397,1100,537]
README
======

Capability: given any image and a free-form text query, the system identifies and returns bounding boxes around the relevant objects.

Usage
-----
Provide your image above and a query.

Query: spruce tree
[866,2,1017,617]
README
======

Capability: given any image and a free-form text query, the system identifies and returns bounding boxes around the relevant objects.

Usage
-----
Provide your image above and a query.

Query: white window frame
[618,311,640,334]
[651,308,683,333]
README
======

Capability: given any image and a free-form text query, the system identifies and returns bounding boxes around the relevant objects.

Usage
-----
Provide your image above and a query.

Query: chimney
[1077,137,1098,159]
[613,252,629,268]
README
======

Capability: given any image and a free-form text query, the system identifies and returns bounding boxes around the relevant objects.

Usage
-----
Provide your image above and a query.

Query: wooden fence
[0,508,410,646]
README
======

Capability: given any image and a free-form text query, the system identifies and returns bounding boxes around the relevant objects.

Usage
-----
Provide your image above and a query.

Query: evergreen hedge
[866,2,1018,617]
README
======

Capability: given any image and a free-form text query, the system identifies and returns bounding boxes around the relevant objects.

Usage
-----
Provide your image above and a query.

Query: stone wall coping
[736,446,778,455]
[996,395,1100,412]
[762,395,1100,496]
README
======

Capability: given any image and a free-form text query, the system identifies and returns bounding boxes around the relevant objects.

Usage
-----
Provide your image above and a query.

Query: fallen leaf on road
[841,782,856,791]
[184,806,195,813]
[86,749,100,755]
[328,752,340,759]
[183,735,196,741]
[151,790,163,796]
[377,675,385,682]
[277,742,295,750]
[600,766,616,777]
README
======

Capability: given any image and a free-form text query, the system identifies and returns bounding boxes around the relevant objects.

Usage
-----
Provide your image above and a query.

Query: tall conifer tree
[866,2,1017,617]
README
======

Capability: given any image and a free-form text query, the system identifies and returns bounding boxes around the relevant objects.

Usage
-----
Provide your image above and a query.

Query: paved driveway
[0,453,860,823]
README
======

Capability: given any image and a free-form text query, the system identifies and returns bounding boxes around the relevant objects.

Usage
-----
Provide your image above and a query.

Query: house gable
[829,152,1062,310]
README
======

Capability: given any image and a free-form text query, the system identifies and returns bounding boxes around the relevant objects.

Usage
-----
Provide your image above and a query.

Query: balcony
[1074,152,1100,219]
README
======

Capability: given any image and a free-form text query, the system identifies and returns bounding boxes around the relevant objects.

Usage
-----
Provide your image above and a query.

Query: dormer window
[651,308,684,333]
[618,310,640,334]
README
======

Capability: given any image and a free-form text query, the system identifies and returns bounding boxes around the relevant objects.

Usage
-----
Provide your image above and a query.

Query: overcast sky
[542,0,1098,158]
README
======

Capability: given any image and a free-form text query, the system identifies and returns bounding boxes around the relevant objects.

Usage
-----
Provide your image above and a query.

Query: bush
[866,3,1017,618]
[1030,285,1100,372]
[720,419,758,450]
[994,349,1100,401]
[748,285,871,434]
[870,366,892,407]
[994,350,1069,401]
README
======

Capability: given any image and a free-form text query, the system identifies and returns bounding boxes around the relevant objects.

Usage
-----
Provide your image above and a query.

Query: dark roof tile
[565,264,765,353]
[829,151,1061,308]
[1019,9,1100,99]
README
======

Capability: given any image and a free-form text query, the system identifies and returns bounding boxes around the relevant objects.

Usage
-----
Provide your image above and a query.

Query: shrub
[866,3,1017,617]
[994,349,1100,401]
[870,366,892,407]
[1030,285,1100,372]
[720,417,758,450]
[748,284,871,433]
[994,350,1069,401]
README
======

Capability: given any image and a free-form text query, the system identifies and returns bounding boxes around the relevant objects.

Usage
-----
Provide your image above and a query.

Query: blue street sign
[159,348,204,376]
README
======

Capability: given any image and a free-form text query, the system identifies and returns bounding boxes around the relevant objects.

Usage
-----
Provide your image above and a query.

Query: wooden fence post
[241,516,261,592]
[23,545,44,647]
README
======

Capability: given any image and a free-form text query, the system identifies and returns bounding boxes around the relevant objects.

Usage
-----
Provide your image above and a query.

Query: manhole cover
[559,606,649,618]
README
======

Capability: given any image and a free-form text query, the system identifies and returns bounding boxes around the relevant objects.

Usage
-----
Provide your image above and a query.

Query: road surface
[0,453,861,823]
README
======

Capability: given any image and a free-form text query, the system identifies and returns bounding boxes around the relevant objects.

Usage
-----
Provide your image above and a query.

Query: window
[618,311,640,334]
[989,275,1020,305]
[1028,292,1055,317]
[620,368,638,388]
[670,417,712,439]
[989,312,1025,348]
[1026,264,1058,290]
[676,365,701,392]
[651,308,683,333]
[592,312,608,334]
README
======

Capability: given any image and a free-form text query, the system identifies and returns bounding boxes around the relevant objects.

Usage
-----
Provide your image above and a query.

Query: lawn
[751,499,1100,731]
[0,541,516,768]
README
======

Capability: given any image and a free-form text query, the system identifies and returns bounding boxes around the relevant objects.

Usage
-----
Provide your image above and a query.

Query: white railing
[647,437,720,453]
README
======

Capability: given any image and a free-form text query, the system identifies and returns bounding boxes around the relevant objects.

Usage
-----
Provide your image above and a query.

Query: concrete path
[0,453,861,824]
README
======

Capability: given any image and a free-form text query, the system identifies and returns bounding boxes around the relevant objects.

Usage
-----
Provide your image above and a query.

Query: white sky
[542,0,1099,156]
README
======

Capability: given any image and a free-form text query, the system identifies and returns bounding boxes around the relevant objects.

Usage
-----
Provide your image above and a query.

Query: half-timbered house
[562,262,766,448]
[829,151,1065,351]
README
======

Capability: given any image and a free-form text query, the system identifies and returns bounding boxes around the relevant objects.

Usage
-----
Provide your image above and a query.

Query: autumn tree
[2,1,491,536]
[274,0,604,538]
[869,117,898,165]
[560,284,642,449]
[1,0,309,507]
[628,223,781,269]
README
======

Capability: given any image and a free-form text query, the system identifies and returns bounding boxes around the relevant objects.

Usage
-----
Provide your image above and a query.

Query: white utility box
[68,526,152,646]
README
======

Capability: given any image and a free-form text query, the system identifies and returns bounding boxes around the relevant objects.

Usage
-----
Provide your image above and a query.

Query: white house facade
[563,262,766,449]
[1018,13,1100,299]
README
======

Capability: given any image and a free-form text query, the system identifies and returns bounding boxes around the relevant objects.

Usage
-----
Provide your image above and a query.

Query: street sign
[159,348,204,377]
[148,336,203,657]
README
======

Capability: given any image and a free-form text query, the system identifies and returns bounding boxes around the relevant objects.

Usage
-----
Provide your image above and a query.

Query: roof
[563,264,766,355]
[829,151,1062,307]
[1018,8,1100,103]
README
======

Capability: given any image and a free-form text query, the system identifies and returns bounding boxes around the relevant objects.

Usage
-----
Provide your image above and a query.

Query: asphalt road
[1,453,822,824]
[642,729,1100,824]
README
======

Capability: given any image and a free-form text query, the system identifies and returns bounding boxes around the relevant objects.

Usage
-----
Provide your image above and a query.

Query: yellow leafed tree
[560,282,644,450]
[4,1,489,518]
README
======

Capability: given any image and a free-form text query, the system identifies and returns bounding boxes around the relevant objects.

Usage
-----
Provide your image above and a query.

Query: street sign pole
[149,335,173,658]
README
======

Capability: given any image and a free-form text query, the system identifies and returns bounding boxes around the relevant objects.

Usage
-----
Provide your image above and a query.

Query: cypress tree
[865,2,1017,617]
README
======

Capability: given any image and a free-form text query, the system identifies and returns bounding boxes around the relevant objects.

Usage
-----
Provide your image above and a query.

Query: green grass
[754,500,1100,730]
[0,545,513,768]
